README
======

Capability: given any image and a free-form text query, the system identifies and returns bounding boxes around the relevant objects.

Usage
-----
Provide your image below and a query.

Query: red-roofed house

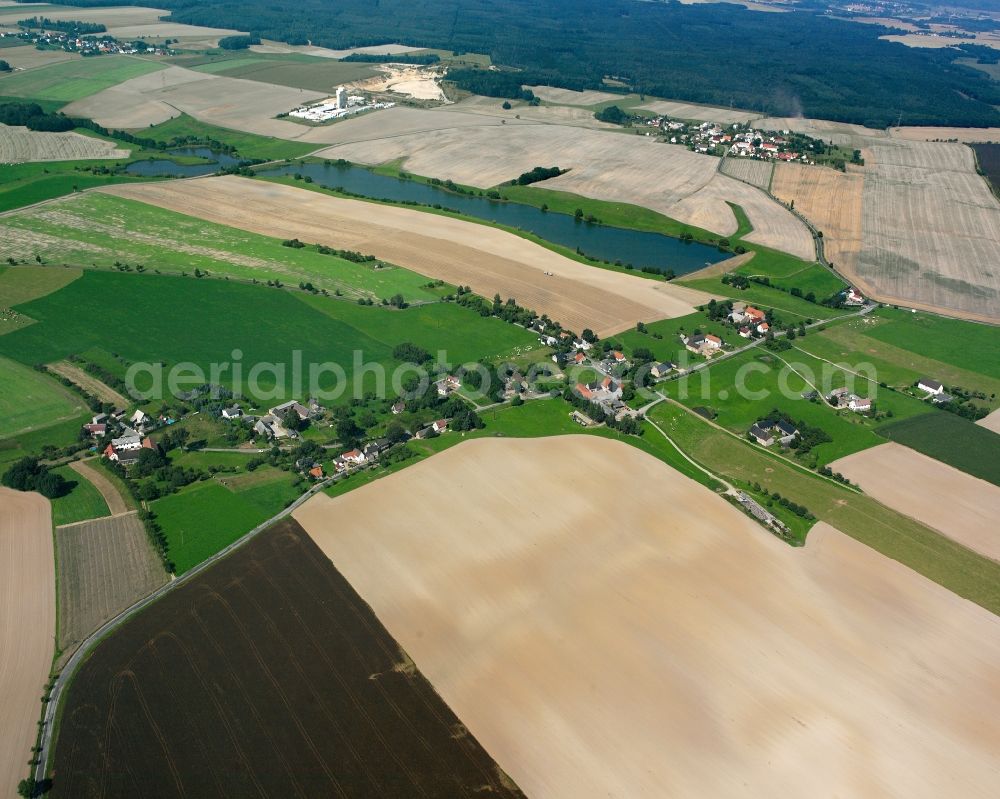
[432,419,449,433]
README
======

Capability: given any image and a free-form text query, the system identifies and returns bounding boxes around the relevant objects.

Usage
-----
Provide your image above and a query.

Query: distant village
[0,27,173,57]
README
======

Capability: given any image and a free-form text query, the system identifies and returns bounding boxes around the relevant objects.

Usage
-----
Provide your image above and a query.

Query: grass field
[795,311,1000,405]
[144,113,315,161]
[647,401,1000,615]
[679,274,852,322]
[0,56,164,103]
[51,518,525,798]
[615,310,730,366]
[878,413,1000,488]
[733,259,846,300]
[49,464,109,526]
[0,270,535,402]
[0,412,90,468]
[0,266,81,307]
[0,355,83,439]
[661,348,929,465]
[150,471,302,574]
[2,194,447,303]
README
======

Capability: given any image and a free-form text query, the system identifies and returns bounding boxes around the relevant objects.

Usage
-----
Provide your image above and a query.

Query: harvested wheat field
[55,511,166,661]
[65,66,324,136]
[857,138,1000,323]
[444,94,617,129]
[638,98,761,124]
[0,5,164,27]
[755,117,886,148]
[0,46,79,71]
[524,85,622,106]
[0,124,130,163]
[772,162,864,273]
[47,362,127,407]
[294,436,1000,799]
[979,408,1000,434]
[318,121,813,257]
[0,487,54,799]
[100,177,710,335]
[719,156,773,190]
[832,442,1000,562]
[892,126,1000,143]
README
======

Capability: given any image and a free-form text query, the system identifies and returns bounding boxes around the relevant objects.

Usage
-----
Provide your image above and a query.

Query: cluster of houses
[748,418,799,447]
[575,376,634,420]
[251,399,323,440]
[828,387,872,413]
[728,302,770,339]
[1,29,171,56]
[643,117,813,162]
[916,377,952,404]
[683,331,724,358]
[82,409,161,465]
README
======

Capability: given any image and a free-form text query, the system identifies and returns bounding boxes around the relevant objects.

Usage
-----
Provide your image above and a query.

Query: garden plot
[0,124,130,163]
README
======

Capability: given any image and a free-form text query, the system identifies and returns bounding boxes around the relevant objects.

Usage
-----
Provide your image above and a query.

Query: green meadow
[878,413,1000,488]
[49,464,110,526]
[4,194,447,304]
[185,52,377,91]
[0,270,537,402]
[0,355,85,439]
[0,56,164,103]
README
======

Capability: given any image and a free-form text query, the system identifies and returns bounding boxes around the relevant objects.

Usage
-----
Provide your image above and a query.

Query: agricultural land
[51,518,525,799]
[0,487,54,799]
[294,435,1000,799]
[55,511,167,659]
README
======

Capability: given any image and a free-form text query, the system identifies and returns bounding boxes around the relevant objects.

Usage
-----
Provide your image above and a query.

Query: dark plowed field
[51,518,523,799]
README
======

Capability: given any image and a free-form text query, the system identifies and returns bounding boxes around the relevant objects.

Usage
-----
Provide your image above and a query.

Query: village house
[756,322,770,335]
[847,395,872,413]
[130,409,151,430]
[309,465,324,479]
[684,332,723,357]
[749,419,798,447]
[270,400,312,421]
[610,351,627,364]
[432,419,449,434]
[334,448,367,472]
[104,436,155,464]
[739,326,752,339]
[844,287,865,306]
[391,401,405,415]
[917,378,944,396]
[651,362,675,379]
[221,405,243,420]
[572,338,593,351]
[254,414,292,439]
[749,423,774,447]
[436,374,462,396]
[82,422,107,438]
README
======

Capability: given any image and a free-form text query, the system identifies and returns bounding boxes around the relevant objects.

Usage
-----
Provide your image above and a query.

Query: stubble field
[51,518,525,798]
[0,487,54,799]
[637,98,761,124]
[294,435,1000,798]
[55,511,167,660]
[858,139,1000,322]
[718,156,773,190]
[98,177,712,335]
[831,442,1000,561]
[771,162,864,274]
[0,124,130,163]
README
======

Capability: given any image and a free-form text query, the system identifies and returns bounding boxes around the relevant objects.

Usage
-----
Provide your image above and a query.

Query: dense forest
[150,0,1000,128]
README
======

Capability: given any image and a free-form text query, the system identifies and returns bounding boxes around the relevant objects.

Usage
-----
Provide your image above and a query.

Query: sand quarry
[831,442,1000,562]
[99,176,712,335]
[0,487,55,799]
[294,436,1000,799]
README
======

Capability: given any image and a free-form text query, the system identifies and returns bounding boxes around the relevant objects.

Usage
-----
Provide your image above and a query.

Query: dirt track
[68,459,131,516]
[831,442,1000,561]
[0,488,54,799]
[99,177,712,335]
[294,436,1000,799]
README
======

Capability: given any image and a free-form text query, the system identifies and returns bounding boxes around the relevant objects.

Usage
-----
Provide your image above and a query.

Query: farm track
[48,361,127,407]
[67,458,131,516]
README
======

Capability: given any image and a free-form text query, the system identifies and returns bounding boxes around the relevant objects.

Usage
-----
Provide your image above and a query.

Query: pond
[256,161,728,275]
[125,147,241,178]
